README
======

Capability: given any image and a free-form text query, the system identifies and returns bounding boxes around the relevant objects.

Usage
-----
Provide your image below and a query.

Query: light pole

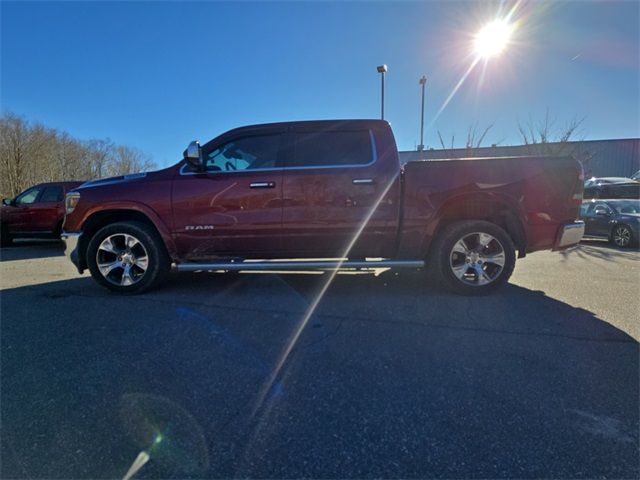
[418,75,427,151]
[376,65,387,120]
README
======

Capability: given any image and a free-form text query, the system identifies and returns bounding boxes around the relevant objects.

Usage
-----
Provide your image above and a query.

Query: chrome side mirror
[183,141,203,171]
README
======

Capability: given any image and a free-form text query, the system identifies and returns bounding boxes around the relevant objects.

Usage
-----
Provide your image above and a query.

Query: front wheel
[610,224,634,248]
[86,221,170,294]
[429,220,516,295]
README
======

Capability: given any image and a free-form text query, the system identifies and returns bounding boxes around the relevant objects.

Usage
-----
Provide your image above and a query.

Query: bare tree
[106,145,155,177]
[0,113,55,197]
[465,122,494,150]
[517,109,586,151]
[516,109,592,169]
[0,112,157,198]
[84,138,115,179]
[436,123,494,156]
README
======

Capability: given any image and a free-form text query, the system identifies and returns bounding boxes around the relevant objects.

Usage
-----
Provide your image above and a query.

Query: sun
[474,19,514,58]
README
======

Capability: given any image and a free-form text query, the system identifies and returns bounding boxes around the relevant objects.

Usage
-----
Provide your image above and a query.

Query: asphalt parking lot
[1,240,638,479]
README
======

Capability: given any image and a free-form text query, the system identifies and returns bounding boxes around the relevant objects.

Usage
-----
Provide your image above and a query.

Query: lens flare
[249,172,400,420]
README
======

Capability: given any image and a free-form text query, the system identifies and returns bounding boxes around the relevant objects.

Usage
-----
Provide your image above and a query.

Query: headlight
[65,192,80,214]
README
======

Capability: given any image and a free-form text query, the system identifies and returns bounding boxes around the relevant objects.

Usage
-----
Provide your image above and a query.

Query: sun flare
[474,19,514,58]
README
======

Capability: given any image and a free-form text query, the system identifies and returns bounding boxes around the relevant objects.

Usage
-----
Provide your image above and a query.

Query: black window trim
[180,129,378,176]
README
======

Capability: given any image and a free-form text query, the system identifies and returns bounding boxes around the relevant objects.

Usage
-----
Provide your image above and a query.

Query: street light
[418,75,427,151]
[376,64,387,120]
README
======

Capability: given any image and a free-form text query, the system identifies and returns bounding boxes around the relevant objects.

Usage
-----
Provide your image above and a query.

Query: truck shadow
[1,273,638,479]
[0,240,64,262]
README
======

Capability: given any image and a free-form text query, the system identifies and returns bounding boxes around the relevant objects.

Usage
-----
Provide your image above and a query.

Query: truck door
[171,129,284,259]
[281,122,400,258]
[29,185,64,232]
[586,201,614,236]
[5,186,44,234]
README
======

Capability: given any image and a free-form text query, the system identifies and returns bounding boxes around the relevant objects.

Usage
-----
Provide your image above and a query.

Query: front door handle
[250,181,276,189]
[352,178,375,185]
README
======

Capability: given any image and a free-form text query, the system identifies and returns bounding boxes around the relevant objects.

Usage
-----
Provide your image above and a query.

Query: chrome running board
[173,259,424,272]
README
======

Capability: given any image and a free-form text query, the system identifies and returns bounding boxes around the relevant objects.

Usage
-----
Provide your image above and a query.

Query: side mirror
[183,141,203,171]
[594,208,609,216]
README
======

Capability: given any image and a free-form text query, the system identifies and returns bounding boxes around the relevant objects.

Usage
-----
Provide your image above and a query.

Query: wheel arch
[76,207,175,272]
[424,194,527,260]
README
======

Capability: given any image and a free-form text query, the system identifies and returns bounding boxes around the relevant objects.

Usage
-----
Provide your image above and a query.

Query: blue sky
[2,1,638,167]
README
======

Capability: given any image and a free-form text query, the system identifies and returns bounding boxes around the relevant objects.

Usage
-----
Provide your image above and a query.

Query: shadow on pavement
[562,240,640,262]
[1,273,638,479]
[0,240,64,262]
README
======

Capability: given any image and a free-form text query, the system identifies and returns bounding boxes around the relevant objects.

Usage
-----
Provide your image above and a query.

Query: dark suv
[1,181,83,246]
[580,199,640,247]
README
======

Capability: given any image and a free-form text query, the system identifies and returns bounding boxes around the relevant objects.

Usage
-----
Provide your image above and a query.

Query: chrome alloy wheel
[449,232,506,286]
[613,226,631,247]
[95,233,149,286]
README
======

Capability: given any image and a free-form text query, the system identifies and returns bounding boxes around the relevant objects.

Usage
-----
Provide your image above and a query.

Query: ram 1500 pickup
[1,181,83,246]
[62,120,584,295]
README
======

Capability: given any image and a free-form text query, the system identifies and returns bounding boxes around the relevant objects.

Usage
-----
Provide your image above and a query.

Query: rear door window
[39,186,64,202]
[290,130,373,168]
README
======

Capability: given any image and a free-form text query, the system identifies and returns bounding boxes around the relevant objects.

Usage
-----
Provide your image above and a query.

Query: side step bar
[173,259,424,272]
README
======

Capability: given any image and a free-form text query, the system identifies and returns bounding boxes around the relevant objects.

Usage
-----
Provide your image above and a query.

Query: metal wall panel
[399,139,640,177]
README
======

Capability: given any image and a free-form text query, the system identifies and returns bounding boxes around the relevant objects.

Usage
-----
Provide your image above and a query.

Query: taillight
[570,164,585,216]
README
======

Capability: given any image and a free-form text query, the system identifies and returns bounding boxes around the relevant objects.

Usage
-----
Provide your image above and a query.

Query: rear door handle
[250,181,276,189]
[352,178,375,185]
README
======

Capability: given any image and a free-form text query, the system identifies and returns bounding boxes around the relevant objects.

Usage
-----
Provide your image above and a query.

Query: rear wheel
[610,224,634,248]
[429,220,516,295]
[86,221,170,294]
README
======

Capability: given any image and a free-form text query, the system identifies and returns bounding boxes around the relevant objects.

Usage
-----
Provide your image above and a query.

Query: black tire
[0,224,13,247]
[52,220,63,239]
[86,221,170,294]
[429,220,516,295]
[609,223,634,248]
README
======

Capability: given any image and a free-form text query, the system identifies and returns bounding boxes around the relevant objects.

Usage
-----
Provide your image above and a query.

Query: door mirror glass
[183,141,203,171]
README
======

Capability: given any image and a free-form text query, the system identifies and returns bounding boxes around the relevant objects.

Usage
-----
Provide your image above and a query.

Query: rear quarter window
[39,186,64,202]
[290,130,373,168]
[601,184,640,199]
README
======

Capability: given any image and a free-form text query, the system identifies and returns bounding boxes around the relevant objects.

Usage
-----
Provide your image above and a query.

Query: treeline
[0,112,157,198]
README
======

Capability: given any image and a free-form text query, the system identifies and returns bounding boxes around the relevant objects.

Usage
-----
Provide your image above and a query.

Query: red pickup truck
[62,120,584,295]
[1,181,83,246]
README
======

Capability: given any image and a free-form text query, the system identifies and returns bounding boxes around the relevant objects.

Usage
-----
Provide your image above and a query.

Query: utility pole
[418,75,427,151]
[376,65,388,120]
